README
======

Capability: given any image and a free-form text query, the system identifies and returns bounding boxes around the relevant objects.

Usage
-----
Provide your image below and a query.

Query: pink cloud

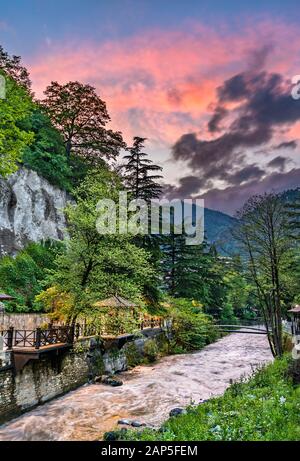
[25,20,300,148]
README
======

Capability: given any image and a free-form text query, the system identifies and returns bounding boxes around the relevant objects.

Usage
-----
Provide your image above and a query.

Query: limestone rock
[0,168,69,256]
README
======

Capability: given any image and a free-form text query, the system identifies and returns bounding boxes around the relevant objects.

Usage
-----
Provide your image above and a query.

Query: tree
[41,168,156,322]
[41,81,125,165]
[122,137,163,200]
[0,72,34,177]
[233,193,295,357]
[162,233,223,305]
[21,108,73,190]
[0,45,31,91]
[122,136,164,304]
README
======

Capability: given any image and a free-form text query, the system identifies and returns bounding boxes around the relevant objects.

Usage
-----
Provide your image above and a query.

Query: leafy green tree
[167,298,219,352]
[233,193,295,357]
[42,81,125,165]
[42,168,156,322]
[21,108,73,190]
[0,72,34,177]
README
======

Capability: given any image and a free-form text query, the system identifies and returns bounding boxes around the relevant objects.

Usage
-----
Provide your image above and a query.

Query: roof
[93,295,137,309]
[288,305,300,314]
[0,293,15,301]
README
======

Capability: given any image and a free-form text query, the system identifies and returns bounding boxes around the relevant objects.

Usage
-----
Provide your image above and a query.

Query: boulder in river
[118,419,131,426]
[169,407,186,417]
[131,421,146,427]
[102,376,123,387]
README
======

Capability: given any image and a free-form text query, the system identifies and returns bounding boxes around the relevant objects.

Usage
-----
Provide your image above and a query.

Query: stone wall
[0,313,51,330]
[0,329,168,425]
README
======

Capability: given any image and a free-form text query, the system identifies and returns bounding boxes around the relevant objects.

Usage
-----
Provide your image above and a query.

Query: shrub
[0,241,64,312]
[168,298,219,353]
[144,339,159,362]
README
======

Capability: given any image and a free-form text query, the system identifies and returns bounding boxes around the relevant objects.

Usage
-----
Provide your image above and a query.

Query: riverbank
[121,355,300,441]
[0,332,272,441]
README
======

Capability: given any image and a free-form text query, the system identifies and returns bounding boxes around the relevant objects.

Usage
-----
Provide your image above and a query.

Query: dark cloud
[226,164,265,185]
[208,106,227,132]
[173,125,272,184]
[267,156,292,172]
[274,140,297,150]
[164,175,208,199]
[199,168,300,215]
[171,59,300,213]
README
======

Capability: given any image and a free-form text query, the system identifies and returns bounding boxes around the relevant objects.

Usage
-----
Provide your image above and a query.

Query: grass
[121,355,300,441]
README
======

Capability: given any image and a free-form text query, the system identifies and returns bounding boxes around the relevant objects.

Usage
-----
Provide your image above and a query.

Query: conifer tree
[123,137,163,201]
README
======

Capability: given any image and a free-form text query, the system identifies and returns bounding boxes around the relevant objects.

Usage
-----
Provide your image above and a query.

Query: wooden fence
[0,326,74,350]
[0,316,164,350]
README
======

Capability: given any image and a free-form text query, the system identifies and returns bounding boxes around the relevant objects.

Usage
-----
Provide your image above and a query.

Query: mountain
[204,207,237,255]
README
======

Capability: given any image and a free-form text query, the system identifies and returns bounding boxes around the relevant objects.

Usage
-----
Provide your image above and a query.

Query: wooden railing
[140,317,163,330]
[0,316,164,350]
[0,326,74,350]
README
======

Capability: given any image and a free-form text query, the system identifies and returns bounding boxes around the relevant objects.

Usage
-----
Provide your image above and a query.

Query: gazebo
[92,295,138,336]
[288,304,300,336]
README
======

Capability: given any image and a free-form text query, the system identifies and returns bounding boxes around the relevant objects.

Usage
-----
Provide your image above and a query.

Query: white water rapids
[0,332,272,441]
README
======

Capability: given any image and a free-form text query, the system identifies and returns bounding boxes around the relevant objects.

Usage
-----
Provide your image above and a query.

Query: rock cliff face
[0,168,68,256]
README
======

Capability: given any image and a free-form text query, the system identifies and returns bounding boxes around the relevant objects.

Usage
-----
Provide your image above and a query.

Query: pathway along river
[0,332,272,441]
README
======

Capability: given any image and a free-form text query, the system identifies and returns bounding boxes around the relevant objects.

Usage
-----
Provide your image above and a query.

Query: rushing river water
[0,332,272,441]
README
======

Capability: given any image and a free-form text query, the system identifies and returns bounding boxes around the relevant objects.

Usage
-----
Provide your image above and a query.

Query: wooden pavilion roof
[93,295,137,309]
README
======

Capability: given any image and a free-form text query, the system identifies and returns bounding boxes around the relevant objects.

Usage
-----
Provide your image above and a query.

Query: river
[0,332,272,441]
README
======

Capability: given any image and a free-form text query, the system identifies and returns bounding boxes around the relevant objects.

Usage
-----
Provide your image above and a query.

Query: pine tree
[123,137,163,201]
[162,233,214,300]
[122,137,163,304]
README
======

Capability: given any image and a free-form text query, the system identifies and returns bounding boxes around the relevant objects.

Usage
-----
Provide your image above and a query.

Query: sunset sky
[1,0,300,214]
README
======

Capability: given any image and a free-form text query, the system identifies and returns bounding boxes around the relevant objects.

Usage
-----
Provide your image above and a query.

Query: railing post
[7,326,14,350]
[35,328,41,349]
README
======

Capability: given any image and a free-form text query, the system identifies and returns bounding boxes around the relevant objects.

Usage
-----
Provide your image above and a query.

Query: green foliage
[234,193,298,357]
[0,72,34,177]
[143,339,159,362]
[168,298,219,353]
[42,81,125,165]
[123,355,300,441]
[42,168,156,321]
[122,136,163,200]
[21,109,73,191]
[0,241,64,312]
[124,342,143,367]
